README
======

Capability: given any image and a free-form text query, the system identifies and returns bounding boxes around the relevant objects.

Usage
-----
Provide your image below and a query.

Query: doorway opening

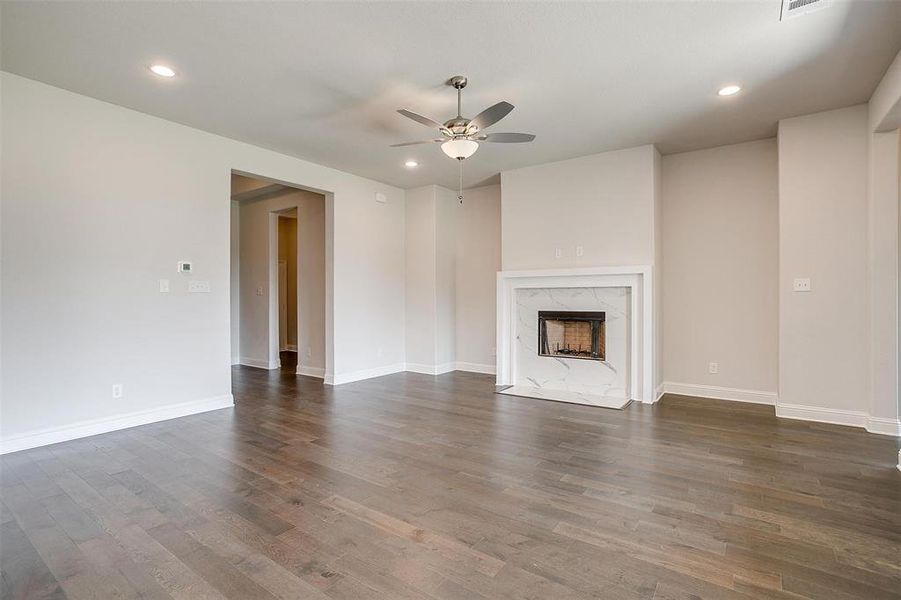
[229,173,328,379]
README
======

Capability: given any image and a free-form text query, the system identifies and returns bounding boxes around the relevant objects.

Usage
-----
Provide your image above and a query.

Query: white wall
[435,185,457,367]
[0,72,405,451]
[404,186,437,368]
[661,139,779,396]
[455,185,501,370]
[230,200,240,364]
[501,144,658,270]
[777,105,870,416]
[403,184,456,372]
[870,49,901,132]
[868,130,899,424]
[237,188,325,372]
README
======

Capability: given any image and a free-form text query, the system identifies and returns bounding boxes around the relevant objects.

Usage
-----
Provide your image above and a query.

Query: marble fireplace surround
[496,266,655,403]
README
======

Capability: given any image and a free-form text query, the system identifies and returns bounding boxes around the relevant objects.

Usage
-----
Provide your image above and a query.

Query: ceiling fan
[392,75,535,201]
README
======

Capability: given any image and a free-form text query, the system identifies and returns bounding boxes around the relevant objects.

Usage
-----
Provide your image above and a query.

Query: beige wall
[778,105,870,413]
[868,129,900,422]
[455,185,501,369]
[500,145,658,270]
[662,139,779,394]
[435,186,457,367]
[405,186,438,367]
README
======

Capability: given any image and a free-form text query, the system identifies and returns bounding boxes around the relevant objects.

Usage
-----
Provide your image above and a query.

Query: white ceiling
[3,1,900,189]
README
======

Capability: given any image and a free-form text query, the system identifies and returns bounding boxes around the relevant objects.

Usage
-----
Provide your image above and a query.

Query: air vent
[781,0,829,20]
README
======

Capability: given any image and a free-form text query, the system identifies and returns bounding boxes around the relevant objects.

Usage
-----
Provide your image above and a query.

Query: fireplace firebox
[538,311,606,361]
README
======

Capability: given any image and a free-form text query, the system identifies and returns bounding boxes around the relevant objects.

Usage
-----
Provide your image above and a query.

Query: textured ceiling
[3,1,900,189]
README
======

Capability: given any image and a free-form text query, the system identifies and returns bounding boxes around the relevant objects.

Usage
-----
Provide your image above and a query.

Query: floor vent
[781,0,829,20]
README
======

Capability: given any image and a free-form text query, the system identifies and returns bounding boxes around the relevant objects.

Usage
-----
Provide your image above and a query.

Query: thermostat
[177,261,193,273]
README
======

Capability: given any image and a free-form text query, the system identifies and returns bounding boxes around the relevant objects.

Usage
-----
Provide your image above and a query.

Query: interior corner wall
[0,72,405,451]
[455,184,501,371]
[777,105,870,417]
[661,139,779,396]
[405,186,438,368]
[403,185,456,372]
[434,185,457,368]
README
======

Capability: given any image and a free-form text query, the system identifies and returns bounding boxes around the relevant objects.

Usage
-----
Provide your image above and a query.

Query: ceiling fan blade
[478,132,535,143]
[470,101,514,130]
[389,139,445,147]
[397,109,449,133]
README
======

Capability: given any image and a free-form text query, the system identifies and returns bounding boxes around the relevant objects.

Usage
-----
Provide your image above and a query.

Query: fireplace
[538,311,605,361]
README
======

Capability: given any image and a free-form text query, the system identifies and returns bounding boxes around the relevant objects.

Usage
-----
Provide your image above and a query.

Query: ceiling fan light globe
[441,139,479,160]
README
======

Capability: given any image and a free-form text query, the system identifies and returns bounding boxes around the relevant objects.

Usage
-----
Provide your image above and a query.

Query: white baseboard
[454,362,496,375]
[774,404,899,436]
[655,384,665,403]
[327,363,406,385]
[662,382,778,405]
[239,357,280,370]
[865,416,901,437]
[296,365,325,379]
[405,362,456,375]
[775,403,867,428]
[0,394,235,455]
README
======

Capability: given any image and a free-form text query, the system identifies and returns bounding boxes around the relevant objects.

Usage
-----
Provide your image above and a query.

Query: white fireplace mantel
[496,266,656,403]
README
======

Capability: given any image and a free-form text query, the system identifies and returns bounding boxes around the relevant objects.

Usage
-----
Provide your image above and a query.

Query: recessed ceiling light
[718,85,741,96]
[404,160,419,168]
[149,64,176,78]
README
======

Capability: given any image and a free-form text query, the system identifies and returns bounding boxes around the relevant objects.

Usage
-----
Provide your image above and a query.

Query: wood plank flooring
[2,362,900,599]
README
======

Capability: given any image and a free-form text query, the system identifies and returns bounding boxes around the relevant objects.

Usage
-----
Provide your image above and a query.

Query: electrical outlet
[256,286,264,296]
[555,247,563,259]
[306,347,312,359]
[491,347,496,357]
[159,279,170,293]
[112,384,123,399]
[576,245,584,257]
[188,280,211,293]
[708,362,719,374]
[793,278,811,292]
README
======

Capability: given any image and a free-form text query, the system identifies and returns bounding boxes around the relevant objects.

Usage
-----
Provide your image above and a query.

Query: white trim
[296,365,325,379]
[775,403,868,428]
[283,344,298,352]
[662,382,778,405]
[0,394,234,455]
[865,415,901,436]
[327,363,406,385]
[655,384,665,402]
[405,362,456,375]
[239,357,280,370]
[496,266,655,403]
[454,362,496,375]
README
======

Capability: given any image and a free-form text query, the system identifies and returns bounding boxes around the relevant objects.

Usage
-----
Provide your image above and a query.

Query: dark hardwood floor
[2,365,900,599]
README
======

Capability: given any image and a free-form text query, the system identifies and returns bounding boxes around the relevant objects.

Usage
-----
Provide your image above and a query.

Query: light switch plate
[188,280,211,293]
[793,278,811,292]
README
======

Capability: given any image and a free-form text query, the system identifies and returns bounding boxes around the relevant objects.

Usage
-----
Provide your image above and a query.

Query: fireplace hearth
[538,310,606,361]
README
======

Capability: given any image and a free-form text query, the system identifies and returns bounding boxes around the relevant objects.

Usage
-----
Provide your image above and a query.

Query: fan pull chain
[458,158,464,204]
